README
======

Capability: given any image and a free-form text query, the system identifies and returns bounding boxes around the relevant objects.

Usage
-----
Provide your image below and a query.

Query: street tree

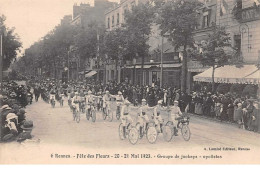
[124,2,155,85]
[103,27,128,81]
[156,0,202,92]
[189,25,235,92]
[0,15,22,71]
[74,21,102,70]
[16,20,76,79]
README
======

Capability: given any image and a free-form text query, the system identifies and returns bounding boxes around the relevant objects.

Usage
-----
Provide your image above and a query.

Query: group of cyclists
[59,89,184,137]
[32,80,190,144]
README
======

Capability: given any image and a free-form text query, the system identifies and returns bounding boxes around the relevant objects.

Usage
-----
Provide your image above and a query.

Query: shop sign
[194,77,260,84]
[241,7,260,22]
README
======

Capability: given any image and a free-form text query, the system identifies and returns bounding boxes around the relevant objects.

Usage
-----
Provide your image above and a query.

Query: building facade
[187,0,217,92]
[193,0,260,95]
[216,0,260,64]
[104,0,183,87]
[69,0,116,82]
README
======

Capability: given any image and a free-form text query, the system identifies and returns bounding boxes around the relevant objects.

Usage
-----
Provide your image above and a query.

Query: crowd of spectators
[0,81,34,142]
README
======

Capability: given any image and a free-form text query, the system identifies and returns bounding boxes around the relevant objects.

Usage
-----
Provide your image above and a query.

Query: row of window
[107,12,120,29]
[106,1,136,29]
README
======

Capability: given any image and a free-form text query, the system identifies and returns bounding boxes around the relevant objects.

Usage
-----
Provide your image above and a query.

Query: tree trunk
[181,44,188,93]
[115,57,118,83]
[212,65,216,93]
[53,60,57,80]
[141,56,145,86]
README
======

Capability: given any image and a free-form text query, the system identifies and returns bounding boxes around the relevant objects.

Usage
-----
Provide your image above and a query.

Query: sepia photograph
[0,0,260,164]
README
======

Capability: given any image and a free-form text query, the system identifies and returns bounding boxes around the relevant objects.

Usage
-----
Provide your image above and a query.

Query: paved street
[1,99,260,164]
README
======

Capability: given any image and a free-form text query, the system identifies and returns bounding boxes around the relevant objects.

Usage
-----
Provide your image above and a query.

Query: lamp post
[0,24,6,141]
[0,24,5,92]
[133,58,136,85]
[160,36,164,88]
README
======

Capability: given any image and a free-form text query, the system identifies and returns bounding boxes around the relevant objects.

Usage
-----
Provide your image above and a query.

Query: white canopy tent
[193,65,260,85]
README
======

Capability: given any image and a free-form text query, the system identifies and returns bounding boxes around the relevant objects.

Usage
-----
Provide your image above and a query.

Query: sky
[0,0,119,54]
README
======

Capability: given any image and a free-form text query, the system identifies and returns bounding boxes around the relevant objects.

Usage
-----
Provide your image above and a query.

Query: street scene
[1,0,260,164]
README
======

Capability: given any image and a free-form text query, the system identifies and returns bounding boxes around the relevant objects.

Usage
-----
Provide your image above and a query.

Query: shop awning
[160,63,182,68]
[193,65,259,84]
[244,69,260,84]
[125,63,181,69]
[125,65,159,69]
[85,71,97,78]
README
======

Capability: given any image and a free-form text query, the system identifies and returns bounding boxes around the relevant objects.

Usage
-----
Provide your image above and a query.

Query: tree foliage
[0,15,22,71]
[123,2,155,84]
[156,0,203,92]
[190,25,235,92]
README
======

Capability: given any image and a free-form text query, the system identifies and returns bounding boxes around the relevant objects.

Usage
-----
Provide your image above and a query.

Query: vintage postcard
[0,0,260,164]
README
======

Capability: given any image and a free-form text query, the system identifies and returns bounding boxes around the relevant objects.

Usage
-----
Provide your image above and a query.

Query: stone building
[194,0,260,95]
[69,0,116,82]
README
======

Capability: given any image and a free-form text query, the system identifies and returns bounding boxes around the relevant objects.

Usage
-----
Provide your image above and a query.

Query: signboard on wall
[241,6,260,22]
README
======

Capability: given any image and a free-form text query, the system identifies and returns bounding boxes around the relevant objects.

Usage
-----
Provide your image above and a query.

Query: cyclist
[137,99,153,133]
[86,90,95,115]
[49,89,56,105]
[120,100,133,136]
[168,100,183,136]
[102,90,113,113]
[153,100,166,132]
[115,91,124,115]
[72,92,81,116]
[96,89,103,110]
[59,92,65,106]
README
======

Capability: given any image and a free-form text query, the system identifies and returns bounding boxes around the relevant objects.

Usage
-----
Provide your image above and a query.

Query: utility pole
[67,50,70,82]
[0,34,3,91]
[0,26,4,141]
[160,36,164,88]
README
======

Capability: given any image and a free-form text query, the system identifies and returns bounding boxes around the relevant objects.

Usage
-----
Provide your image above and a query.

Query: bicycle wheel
[166,121,174,136]
[136,123,144,139]
[163,125,173,142]
[108,109,113,122]
[76,111,80,123]
[51,101,55,108]
[119,123,125,140]
[92,109,96,122]
[102,108,107,120]
[128,127,139,145]
[146,126,158,144]
[73,110,76,121]
[181,124,191,141]
[116,108,120,120]
[86,109,90,120]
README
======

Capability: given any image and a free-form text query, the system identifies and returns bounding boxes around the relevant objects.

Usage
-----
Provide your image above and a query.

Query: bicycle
[50,98,55,108]
[119,122,139,145]
[86,103,96,122]
[144,114,173,143]
[102,102,113,122]
[72,103,80,123]
[165,113,191,141]
[116,103,123,120]
[79,101,86,113]
[60,99,64,107]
